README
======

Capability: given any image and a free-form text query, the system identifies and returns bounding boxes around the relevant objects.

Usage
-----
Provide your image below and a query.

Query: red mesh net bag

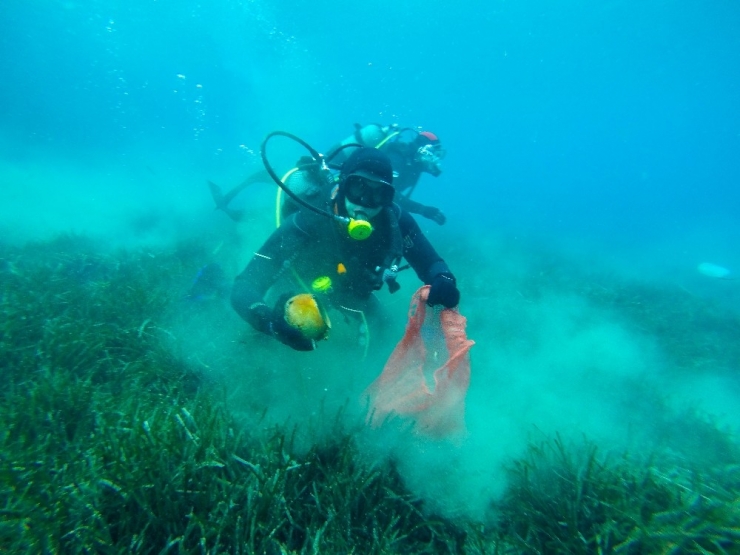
[364,286,474,438]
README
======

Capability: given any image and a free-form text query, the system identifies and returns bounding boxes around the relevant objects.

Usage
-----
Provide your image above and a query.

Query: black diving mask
[344,174,395,209]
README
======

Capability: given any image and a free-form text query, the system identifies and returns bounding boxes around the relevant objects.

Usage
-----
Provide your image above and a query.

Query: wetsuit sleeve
[397,210,454,283]
[231,219,308,334]
[395,194,424,214]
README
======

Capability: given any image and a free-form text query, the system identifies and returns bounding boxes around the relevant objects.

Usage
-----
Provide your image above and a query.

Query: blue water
[3,0,738,258]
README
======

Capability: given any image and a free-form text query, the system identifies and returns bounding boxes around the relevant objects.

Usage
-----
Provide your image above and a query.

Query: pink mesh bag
[365,286,474,438]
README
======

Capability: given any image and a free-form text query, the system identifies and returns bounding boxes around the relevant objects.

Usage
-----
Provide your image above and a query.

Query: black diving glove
[271,316,316,351]
[427,273,460,308]
[270,293,316,351]
[420,205,447,225]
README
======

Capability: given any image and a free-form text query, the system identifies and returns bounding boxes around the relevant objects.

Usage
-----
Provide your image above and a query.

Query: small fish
[284,294,330,340]
[187,263,228,300]
[697,262,734,280]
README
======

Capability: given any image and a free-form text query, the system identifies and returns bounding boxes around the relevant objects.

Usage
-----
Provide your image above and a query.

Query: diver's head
[413,130,445,177]
[339,147,395,220]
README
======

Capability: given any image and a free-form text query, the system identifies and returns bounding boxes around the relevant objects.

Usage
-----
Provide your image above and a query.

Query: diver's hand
[270,293,316,351]
[270,316,316,351]
[420,205,447,225]
[427,273,460,308]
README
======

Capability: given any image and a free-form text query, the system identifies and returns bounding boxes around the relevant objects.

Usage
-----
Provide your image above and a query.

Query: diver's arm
[398,211,459,307]
[394,193,446,225]
[231,220,306,333]
[394,194,423,213]
[397,211,449,280]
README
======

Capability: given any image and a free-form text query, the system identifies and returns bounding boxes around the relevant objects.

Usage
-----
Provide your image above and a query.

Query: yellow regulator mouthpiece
[311,276,333,293]
[347,218,373,240]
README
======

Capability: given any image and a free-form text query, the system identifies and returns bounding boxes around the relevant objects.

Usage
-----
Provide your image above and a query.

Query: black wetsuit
[231,192,454,335]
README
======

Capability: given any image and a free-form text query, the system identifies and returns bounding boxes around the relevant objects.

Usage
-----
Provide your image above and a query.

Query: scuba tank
[349,123,393,149]
[327,123,406,165]
[324,123,388,167]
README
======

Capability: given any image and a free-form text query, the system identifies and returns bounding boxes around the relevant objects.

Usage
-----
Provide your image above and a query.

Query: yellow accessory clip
[311,276,333,293]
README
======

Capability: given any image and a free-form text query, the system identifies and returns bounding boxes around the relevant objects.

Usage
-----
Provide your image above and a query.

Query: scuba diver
[230,144,460,351]
[210,123,448,225]
[327,123,447,225]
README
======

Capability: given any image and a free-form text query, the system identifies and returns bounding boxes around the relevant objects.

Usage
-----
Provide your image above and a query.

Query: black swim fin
[208,180,244,222]
[208,170,273,222]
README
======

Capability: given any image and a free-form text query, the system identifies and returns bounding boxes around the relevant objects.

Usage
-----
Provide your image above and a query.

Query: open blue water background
[3,0,738,257]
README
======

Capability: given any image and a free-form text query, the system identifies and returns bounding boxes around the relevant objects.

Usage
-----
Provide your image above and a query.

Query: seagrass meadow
[2,234,740,554]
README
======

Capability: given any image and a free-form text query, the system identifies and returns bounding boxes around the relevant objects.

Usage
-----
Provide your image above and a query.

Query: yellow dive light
[347,218,373,240]
[283,293,330,341]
